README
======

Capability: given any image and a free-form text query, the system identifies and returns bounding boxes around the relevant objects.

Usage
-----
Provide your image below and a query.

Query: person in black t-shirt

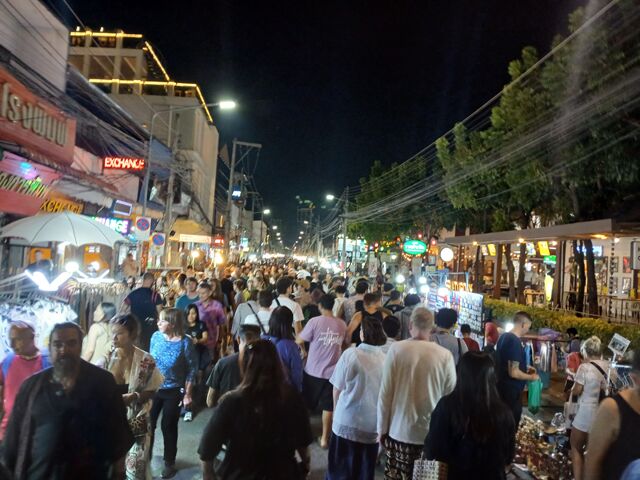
[122,272,163,351]
[183,304,209,419]
[199,339,313,480]
[205,324,261,407]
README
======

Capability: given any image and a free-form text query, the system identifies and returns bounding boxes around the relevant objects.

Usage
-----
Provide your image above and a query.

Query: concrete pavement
[150,407,385,479]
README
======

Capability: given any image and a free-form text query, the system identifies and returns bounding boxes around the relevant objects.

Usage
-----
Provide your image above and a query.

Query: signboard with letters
[178,234,212,244]
[0,152,60,216]
[403,239,427,256]
[0,66,76,166]
[40,197,83,214]
[90,216,131,235]
[103,156,146,171]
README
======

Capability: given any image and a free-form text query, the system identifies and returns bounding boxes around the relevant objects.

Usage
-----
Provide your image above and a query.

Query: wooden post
[493,243,503,299]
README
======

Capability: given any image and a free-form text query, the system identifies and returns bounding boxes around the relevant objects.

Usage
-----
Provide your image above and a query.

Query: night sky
[48,0,585,243]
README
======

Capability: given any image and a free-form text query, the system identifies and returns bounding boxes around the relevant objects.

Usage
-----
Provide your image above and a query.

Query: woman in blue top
[263,306,303,392]
[150,308,197,479]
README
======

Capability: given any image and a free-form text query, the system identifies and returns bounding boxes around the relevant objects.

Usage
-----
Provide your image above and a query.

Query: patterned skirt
[382,436,423,480]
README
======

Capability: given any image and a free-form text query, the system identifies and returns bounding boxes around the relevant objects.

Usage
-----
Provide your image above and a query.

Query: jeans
[150,387,182,465]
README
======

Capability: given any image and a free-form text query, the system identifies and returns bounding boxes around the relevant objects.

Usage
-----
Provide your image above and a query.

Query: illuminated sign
[487,244,497,256]
[543,255,557,264]
[212,236,225,247]
[538,241,551,256]
[90,216,130,234]
[40,197,83,214]
[0,153,60,216]
[402,239,427,256]
[112,199,133,216]
[231,186,242,199]
[103,156,146,170]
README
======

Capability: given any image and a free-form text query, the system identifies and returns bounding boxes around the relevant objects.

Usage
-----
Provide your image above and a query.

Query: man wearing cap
[0,322,51,443]
[431,308,468,365]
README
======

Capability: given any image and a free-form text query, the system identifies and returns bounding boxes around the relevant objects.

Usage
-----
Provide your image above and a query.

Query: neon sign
[90,216,131,234]
[103,156,145,170]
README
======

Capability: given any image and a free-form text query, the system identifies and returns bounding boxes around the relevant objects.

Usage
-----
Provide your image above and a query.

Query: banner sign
[0,152,60,216]
[103,156,145,171]
[0,67,76,166]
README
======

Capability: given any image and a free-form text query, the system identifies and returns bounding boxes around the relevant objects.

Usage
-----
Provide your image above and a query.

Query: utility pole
[224,139,262,262]
[341,186,349,272]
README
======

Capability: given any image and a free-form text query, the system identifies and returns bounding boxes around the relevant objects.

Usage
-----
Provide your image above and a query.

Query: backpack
[2,351,51,379]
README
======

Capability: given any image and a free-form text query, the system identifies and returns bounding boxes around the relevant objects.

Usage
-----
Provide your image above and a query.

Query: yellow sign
[487,244,497,256]
[538,241,551,256]
[40,197,83,214]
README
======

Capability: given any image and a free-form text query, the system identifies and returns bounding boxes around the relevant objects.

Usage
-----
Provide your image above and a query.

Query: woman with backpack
[570,335,612,480]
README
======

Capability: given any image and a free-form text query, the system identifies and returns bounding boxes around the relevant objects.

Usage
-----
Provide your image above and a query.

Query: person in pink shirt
[0,322,50,440]
[298,294,348,449]
[196,281,228,366]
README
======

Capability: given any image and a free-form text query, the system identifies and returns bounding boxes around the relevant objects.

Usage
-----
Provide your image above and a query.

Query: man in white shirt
[271,277,305,334]
[243,290,272,334]
[377,307,456,480]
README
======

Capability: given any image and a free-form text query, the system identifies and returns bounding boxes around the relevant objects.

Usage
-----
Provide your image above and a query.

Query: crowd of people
[0,260,639,480]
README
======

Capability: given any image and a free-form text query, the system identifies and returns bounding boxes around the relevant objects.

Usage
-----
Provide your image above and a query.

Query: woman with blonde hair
[82,302,117,364]
[104,314,164,479]
[570,335,611,480]
[149,308,197,479]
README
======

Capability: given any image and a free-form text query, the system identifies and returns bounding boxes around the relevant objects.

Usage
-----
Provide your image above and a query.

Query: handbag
[129,414,149,437]
[413,455,448,480]
[563,399,579,429]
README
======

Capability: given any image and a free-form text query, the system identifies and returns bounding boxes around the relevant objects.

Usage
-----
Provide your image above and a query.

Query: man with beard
[3,322,133,480]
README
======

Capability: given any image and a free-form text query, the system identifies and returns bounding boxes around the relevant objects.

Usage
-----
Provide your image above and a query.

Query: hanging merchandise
[0,298,77,361]
[528,379,543,414]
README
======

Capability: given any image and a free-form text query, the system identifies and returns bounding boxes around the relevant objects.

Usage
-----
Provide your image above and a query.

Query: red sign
[103,156,146,170]
[0,67,76,166]
[213,236,225,247]
[0,151,60,216]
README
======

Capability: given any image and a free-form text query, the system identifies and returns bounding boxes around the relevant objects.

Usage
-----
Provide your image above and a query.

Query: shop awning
[443,218,640,246]
[169,218,212,243]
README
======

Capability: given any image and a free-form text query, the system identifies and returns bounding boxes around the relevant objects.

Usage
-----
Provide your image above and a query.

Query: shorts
[572,402,599,432]
[303,372,334,412]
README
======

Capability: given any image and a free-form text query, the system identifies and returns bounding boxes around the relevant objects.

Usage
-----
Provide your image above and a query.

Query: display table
[513,416,572,479]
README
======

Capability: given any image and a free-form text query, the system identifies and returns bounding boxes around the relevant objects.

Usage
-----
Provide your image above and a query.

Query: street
[150,407,385,479]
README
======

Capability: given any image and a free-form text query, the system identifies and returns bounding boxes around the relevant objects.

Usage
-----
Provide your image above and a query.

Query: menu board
[427,289,484,334]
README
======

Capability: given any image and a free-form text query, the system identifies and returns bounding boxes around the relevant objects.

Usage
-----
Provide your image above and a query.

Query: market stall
[0,212,129,360]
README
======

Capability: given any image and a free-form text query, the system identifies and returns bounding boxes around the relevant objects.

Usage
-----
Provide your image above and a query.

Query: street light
[263,208,271,215]
[272,226,278,230]
[326,194,335,201]
[218,100,237,110]
[303,220,308,225]
[299,231,304,234]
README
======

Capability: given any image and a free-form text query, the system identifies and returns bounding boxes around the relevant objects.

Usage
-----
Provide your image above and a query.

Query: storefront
[0,65,77,275]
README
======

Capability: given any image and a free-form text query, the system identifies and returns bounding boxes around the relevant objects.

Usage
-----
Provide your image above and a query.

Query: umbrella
[0,212,129,247]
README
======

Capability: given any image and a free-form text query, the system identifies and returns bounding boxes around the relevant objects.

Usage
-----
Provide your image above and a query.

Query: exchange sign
[403,239,427,256]
[103,156,146,171]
